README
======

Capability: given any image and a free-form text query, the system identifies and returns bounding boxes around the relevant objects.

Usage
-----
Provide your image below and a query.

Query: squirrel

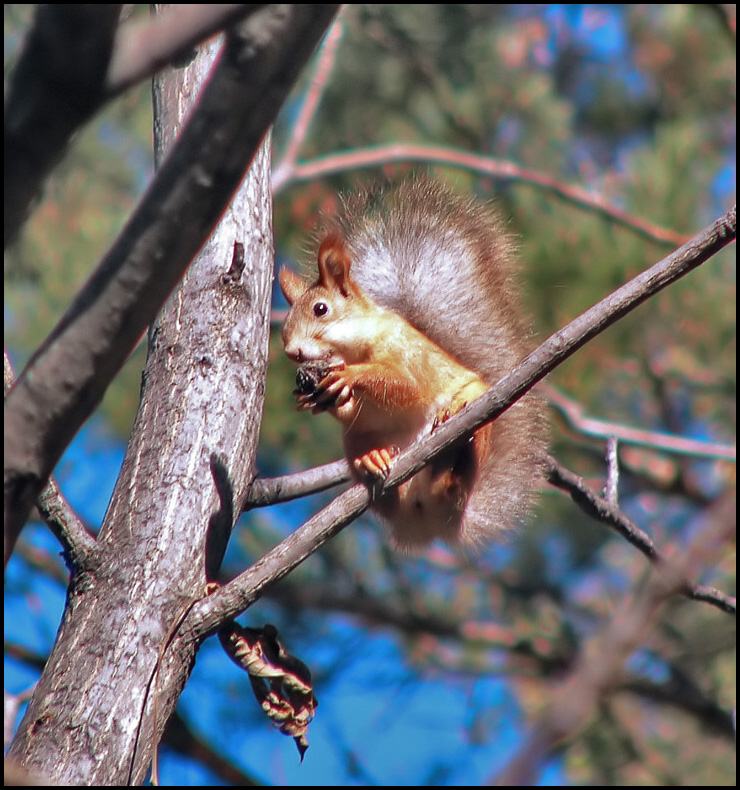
[279,176,547,551]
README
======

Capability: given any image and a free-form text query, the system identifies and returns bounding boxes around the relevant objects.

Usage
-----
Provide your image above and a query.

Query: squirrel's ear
[318,234,355,297]
[279,266,308,306]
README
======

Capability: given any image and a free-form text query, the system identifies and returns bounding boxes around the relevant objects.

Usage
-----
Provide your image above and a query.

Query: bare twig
[545,453,656,556]
[543,383,736,461]
[272,13,344,189]
[35,478,98,570]
[272,143,691,246]
[544,454,736,614]
[604,435,619,505]
[243,459,351,510]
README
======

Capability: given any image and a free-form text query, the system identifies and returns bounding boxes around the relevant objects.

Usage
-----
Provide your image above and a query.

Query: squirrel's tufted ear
[279,266,308,306]
[317,233,356,297]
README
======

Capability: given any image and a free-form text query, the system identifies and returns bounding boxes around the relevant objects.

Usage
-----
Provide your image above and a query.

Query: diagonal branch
[4,5,340,567]
[4,5,263,250]
[187,205,736,637]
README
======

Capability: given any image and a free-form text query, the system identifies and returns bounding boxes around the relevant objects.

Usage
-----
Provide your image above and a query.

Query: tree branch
[620,670,735,738]
[4,5,122,248]
[4,5,341,567]
[544,454,736,614]
[4,6,266,250]
[604,435,620,505]
[272,12,344,187]
[34,478,98,572]
[543,383,736,461]
[273,142,691,246]
[106,4,259,95]
[4,351,96,570]
[242,459,351,509]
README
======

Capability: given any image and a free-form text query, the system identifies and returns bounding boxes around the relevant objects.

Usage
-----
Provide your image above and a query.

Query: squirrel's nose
[283,344,303,363]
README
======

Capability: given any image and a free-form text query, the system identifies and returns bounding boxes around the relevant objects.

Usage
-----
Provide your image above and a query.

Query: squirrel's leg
[429,379,492,507]
[428,424,492,508]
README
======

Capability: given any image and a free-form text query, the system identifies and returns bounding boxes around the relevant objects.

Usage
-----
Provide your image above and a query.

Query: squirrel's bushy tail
[322,176,547,545]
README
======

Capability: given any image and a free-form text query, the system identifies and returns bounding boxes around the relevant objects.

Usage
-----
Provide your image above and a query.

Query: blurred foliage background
[5,4,735,786]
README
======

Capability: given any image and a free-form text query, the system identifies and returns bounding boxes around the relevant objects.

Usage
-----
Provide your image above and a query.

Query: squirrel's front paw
[294,361,333,412]
[294,363,353,413]
[353,446,399,480]
[311,368,355,410]
[294,362,332,397]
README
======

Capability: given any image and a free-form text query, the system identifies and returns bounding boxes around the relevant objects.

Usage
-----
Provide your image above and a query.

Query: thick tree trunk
[6,37,274,785]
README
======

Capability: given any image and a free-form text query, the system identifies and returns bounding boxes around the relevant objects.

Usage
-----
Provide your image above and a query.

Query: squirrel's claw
[432,398,471,433]
[295,393,328,413]
[309,369,354,409]
[294,365,353,413]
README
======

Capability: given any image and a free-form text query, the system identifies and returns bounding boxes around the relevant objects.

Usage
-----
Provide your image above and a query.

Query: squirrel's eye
[313,301,329,317]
